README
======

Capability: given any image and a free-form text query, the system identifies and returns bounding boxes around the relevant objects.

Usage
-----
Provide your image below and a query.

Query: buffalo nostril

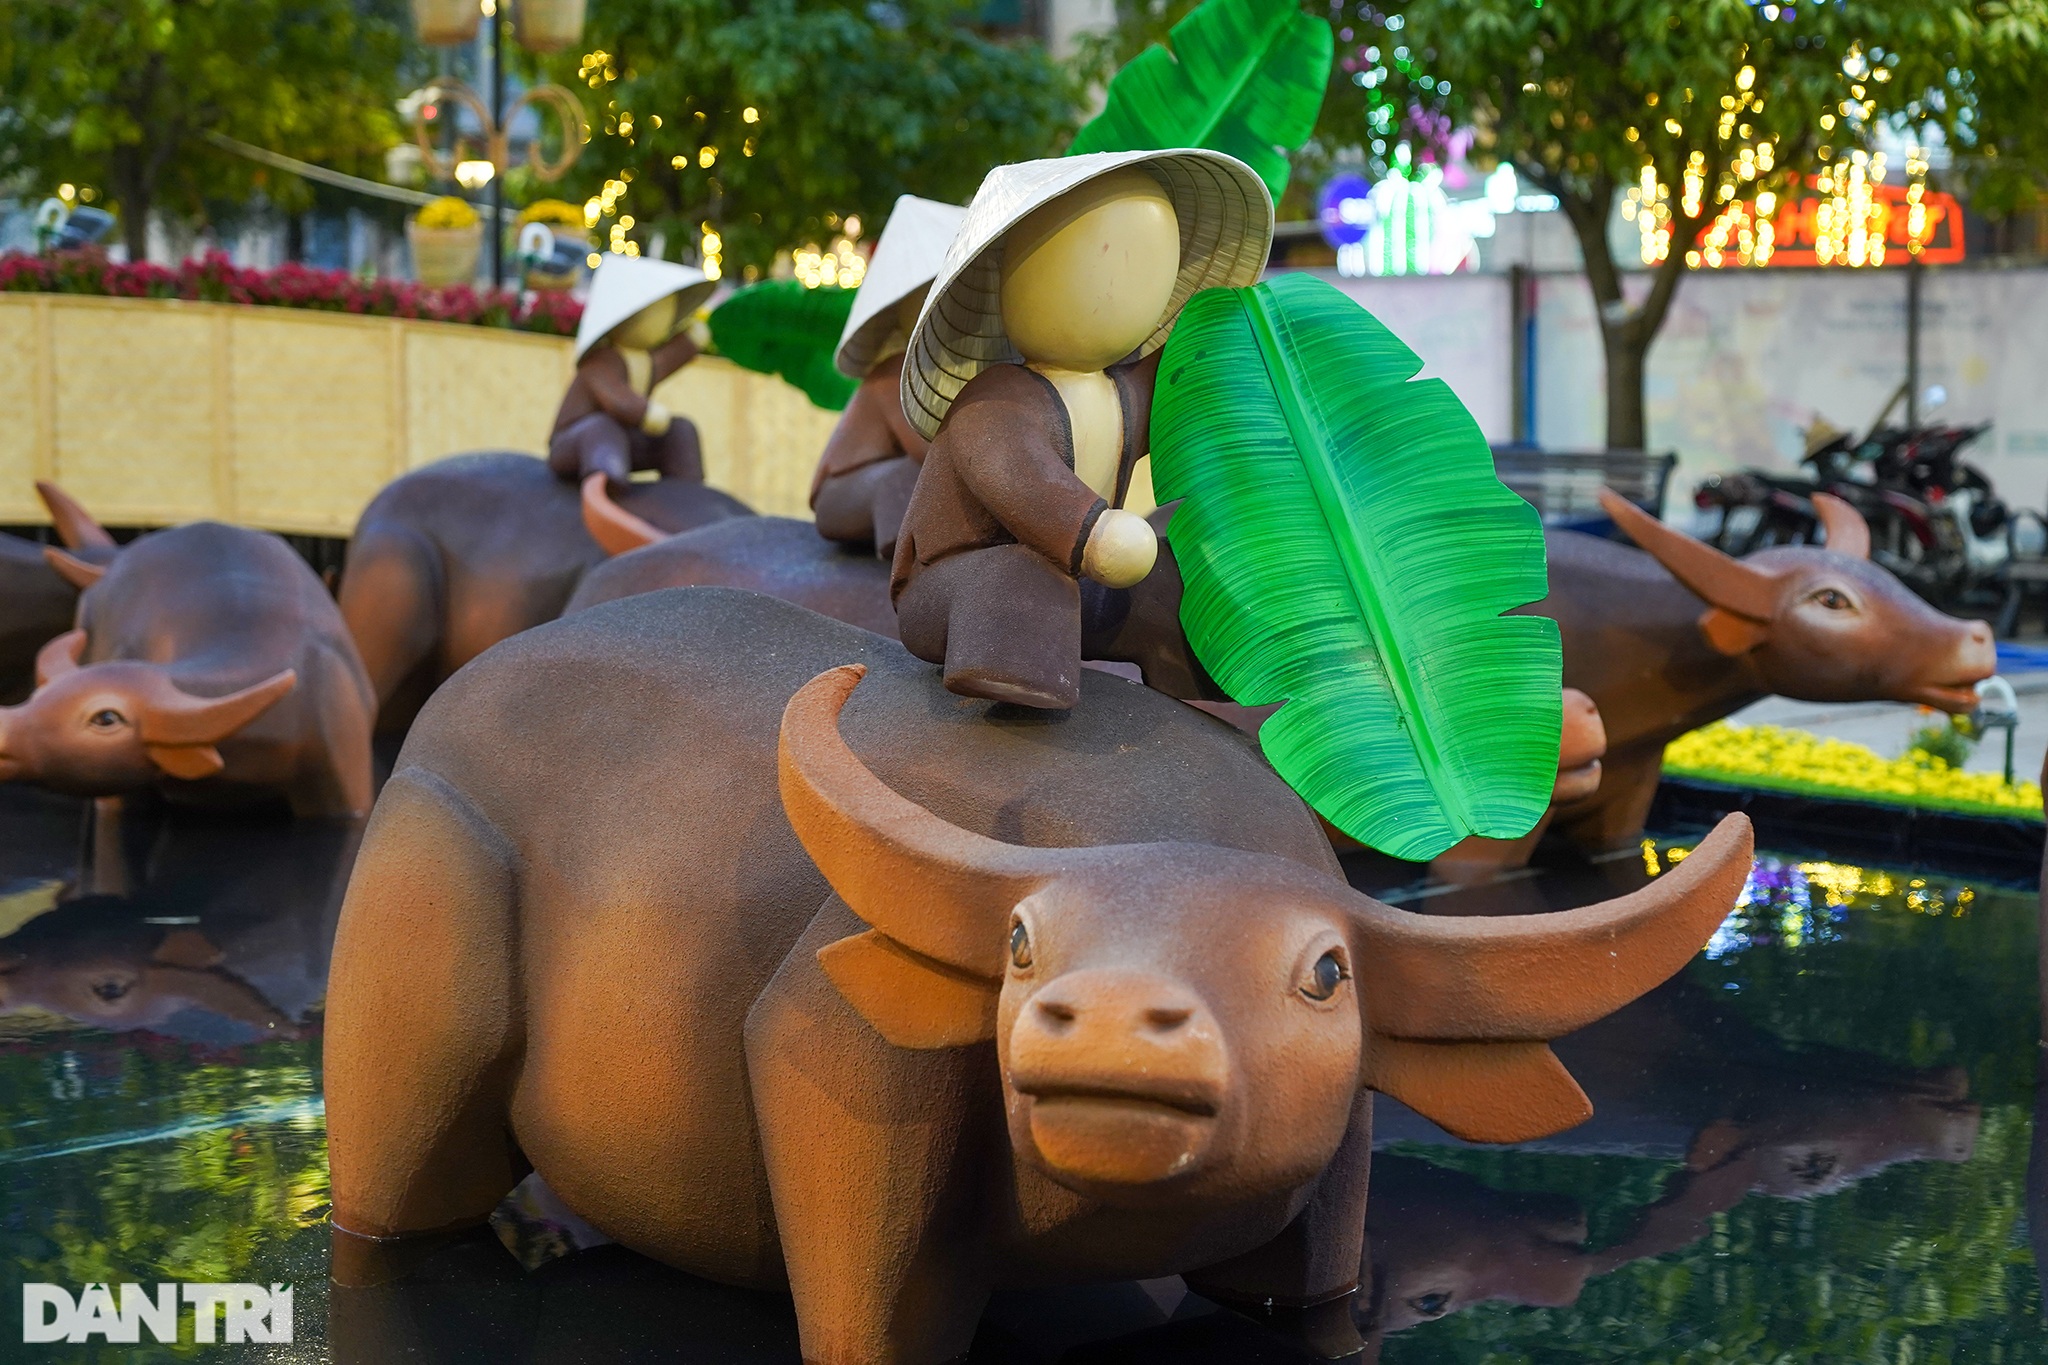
[1143,1006,1191,1032]
[1036,999,1076,1027]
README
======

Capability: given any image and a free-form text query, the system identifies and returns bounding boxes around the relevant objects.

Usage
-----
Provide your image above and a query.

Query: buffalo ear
[35,630,87,687]
[1698,607,1770,657]
[145,743,227,781]
[1363,1038,1590,1144]
[818,929,998,1049]
[1686,1118,1748,1171]
[44,547,106,592]
[152,928,224,969]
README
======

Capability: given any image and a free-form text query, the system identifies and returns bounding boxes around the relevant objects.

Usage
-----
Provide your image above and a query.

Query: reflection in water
[0,805,2040,1360]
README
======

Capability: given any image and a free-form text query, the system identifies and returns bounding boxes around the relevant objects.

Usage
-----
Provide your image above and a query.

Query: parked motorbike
[1694,386,2042,627]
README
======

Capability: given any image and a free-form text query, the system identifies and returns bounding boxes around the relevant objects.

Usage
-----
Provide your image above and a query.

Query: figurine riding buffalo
[0,482,119,703]
[1533,490,1997,852]
[572,479,1218,698]
[324,588,1753,1365]
[335,452,751,734]
[0,523,374,819]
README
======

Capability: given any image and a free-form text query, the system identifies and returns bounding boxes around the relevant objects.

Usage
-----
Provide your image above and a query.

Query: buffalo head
[1600,489,1994,711]
[0,631,296,793]
[777,665,1755,1211]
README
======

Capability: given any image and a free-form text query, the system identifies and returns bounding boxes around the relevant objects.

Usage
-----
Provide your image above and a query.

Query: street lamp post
[409,0,588,289]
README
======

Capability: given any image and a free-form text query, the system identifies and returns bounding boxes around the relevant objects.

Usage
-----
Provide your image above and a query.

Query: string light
[791,217,867,289]
[701,222,722,280]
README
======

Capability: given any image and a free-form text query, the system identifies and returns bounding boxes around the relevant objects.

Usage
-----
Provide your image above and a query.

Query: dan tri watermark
[21,1283,293,1345]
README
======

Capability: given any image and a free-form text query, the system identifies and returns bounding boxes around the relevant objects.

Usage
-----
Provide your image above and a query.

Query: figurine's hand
[1082,508,1158,588]
[641,400,674,437]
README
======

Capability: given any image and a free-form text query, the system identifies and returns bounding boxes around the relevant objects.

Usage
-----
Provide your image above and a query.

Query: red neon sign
[1696,173,1965,269]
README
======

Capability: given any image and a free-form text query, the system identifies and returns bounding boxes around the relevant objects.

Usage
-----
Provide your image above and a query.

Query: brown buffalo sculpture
[1529,489,1996,852]
[324,588,1754,1365]
[0,523,374,818]
[0,482,120,703]
[335,452,751,734]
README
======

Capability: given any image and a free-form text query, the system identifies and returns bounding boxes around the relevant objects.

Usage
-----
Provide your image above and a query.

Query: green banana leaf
[707,280,858,411]
[1151,273,1560,860]
[1066,0,1332,204]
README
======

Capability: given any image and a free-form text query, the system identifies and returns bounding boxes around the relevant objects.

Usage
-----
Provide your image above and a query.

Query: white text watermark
[21,1283,292,1344]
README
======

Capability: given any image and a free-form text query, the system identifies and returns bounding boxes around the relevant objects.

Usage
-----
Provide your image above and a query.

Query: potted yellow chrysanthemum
[408,196,483,287]
[516,199,593,291]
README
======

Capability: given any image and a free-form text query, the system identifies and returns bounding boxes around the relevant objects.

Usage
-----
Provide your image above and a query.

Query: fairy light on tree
[1372,0,2014,450]
[534,0,1069,276]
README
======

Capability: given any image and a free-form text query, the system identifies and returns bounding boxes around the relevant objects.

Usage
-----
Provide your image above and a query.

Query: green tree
[533,0,1078,278]
[0,0,412,261]
[1340,0,2047,450]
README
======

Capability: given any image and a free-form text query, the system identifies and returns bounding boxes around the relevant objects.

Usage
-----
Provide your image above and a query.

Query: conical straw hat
[835,195,968,379]
[574,254,718,362]
[900,149,1273,440]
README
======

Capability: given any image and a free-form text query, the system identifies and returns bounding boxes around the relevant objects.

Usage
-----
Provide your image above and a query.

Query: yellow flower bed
[1664,722,2044,820]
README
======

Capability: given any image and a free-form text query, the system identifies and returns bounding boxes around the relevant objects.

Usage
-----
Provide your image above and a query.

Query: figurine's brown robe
[892,351,1164,707]
[548,334,704,484]
[811,353,926,558]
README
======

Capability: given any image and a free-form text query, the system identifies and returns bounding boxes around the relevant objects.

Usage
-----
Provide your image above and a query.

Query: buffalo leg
[288,647,377,820]
[337,529,441,716]
[896,545,1083,710]
[326,769,530,1274]
[1550,745,1666,854]
[746,897,997,1365]
[1183,1089,1371,1360]
[637,418,705,484]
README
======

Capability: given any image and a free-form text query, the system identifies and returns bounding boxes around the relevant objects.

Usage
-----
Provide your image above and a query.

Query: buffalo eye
[1408,1291,1452,1318]
[1301,949,1348,1001]
[1808,587,1853,611]
[91,978,131,1002]
[1008,920,1033,971]
[87,708,126,730]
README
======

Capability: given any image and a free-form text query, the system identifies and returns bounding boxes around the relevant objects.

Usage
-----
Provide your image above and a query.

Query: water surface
[2,787,2039,1361]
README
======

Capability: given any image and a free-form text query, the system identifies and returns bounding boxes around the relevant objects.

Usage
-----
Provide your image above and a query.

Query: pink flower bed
[0,250,583,337]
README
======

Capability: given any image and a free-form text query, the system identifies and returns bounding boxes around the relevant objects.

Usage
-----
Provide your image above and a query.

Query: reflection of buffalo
[0,817,357,1043]
[1361,975,1982,1345]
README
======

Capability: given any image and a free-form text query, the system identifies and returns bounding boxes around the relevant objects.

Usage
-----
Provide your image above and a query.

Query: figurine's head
[779,666,1755,1212]
[573,254,717,364]
[900,150,1274,439]
[0,629,295,795]
[1600,490,1994,711]
[607,294,680,350]
[999,168,1179,371]
[834,195,970,379]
